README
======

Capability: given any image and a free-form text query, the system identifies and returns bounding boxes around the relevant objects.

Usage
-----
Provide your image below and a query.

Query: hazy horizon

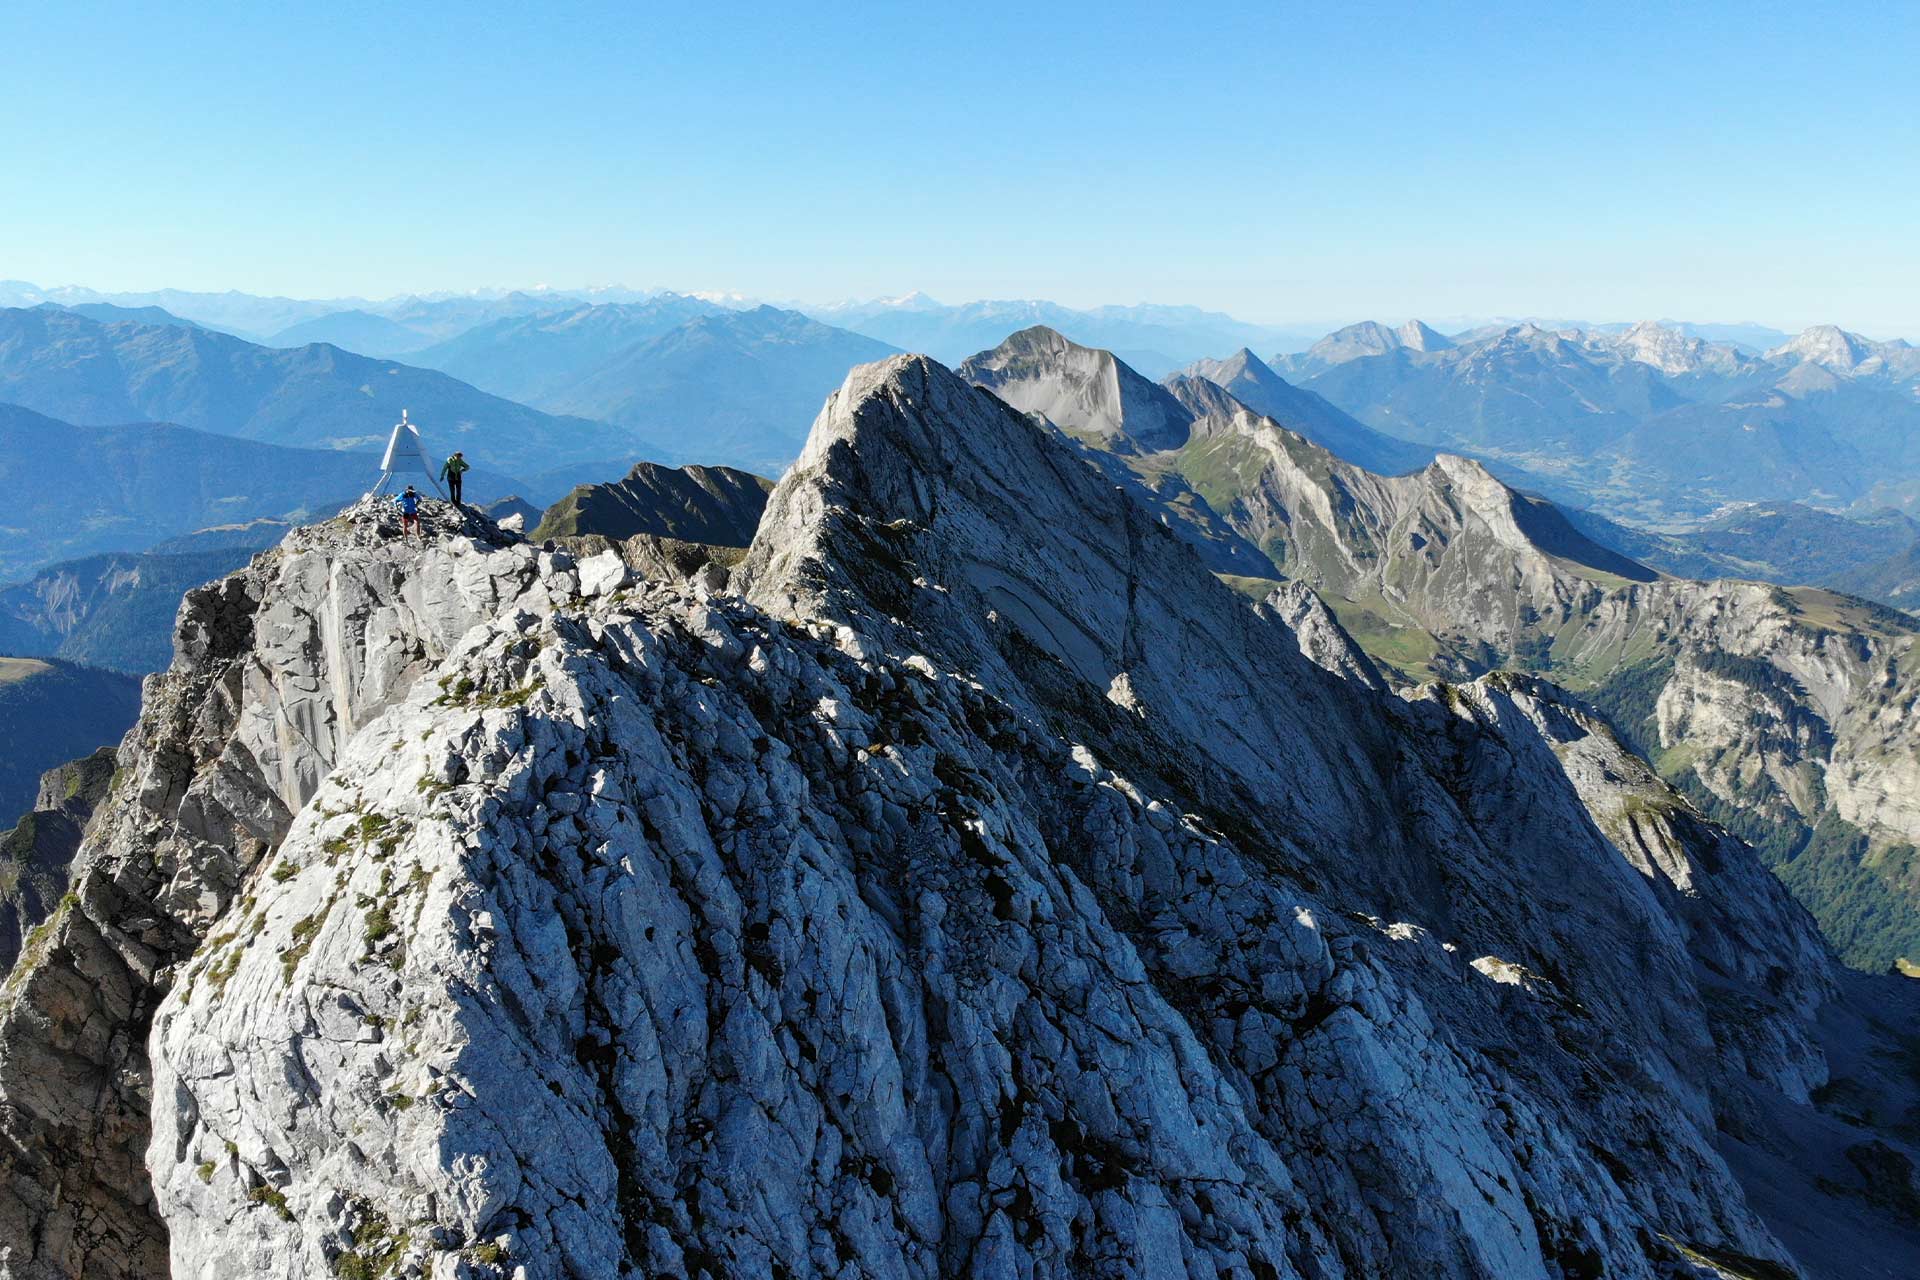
[1,277,1892,348]
[4,4,1915,336]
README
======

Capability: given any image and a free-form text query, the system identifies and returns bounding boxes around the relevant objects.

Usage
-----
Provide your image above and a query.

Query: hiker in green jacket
[439,451,470,504]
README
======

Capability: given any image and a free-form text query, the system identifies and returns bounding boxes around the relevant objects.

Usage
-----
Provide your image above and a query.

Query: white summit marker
[369,409,447,498]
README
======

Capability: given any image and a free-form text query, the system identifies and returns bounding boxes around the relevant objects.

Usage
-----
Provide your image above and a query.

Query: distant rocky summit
[532,461,773,545]
[0,354,1916,1278]
[1272,318,1920,524]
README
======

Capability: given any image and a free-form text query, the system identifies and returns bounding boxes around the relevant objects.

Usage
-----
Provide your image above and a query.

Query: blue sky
[2,1,1914,334]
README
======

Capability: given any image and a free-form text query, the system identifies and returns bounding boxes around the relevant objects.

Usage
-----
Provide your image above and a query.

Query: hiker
[399,484,422,538]
[440,450,470,504]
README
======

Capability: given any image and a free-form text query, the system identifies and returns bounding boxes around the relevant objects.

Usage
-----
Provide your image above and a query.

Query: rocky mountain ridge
[965,332,1920,973]
[1172,348,1433,475]
[1271,319,1920,522]
[1,354,1917,1277]
[956,326,1194,453]
[530,462,773,546]
[0,306,629,478]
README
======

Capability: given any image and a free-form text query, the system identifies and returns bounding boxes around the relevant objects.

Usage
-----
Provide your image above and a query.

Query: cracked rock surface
[3,357,1918,1278]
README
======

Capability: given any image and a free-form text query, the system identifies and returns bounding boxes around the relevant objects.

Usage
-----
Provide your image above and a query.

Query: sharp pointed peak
[1204,346,1278,379]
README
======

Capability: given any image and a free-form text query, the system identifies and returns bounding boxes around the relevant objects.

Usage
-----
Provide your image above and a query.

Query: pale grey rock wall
[0,502,557,1278]
[2,360,1914,1279]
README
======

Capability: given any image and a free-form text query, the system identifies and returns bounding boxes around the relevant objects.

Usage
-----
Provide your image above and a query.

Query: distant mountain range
[1274,318,1920,523]
[407,296,727,399]
[0,405,377,580]
[0,283,1336,375]
[0,534,281,674]
[264,291,604,354]
[8,282,1916,572]
[1835,539,1920,613]
[1567,502,1920,600]
[0,306,634,477]
[413,304,899,474]
[806,294,1324,377]
[0,657,140,834]
[0,282,616,348]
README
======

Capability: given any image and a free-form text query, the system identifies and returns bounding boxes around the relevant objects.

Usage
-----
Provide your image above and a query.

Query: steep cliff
[2,358,1916,1279]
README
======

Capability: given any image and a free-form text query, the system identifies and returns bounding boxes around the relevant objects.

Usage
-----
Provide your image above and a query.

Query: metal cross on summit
[369,409,447,498]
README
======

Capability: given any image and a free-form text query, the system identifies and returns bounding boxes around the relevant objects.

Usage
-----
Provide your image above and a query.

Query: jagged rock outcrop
[0,497,539,1277]
[1164,401,1659,672]
[0,747,117,971]
[3,357,1919,1279]
[477,496,542,532]
[531,462,773,546]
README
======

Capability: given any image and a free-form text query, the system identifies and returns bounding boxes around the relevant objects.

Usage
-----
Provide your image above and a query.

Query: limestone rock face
[4,359,1919,1280]
[1260,581,1386,691]
[957,327,1192,453]
[0,500,555,1278]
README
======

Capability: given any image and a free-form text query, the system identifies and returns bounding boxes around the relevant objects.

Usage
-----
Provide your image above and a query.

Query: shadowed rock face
[2,356,1917,1279]
[0,747,117,972]
[531,461,773,545]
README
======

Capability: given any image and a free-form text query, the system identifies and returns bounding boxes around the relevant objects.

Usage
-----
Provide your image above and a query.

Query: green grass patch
[280,905,330,983]
[248,1184,294,1221]
[1319,597,1443,680]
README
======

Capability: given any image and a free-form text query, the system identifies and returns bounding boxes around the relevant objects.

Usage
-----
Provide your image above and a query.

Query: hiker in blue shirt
[399,485,422,538]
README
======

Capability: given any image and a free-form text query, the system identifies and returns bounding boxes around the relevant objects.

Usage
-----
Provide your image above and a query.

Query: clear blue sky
[2,0,1914,334]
